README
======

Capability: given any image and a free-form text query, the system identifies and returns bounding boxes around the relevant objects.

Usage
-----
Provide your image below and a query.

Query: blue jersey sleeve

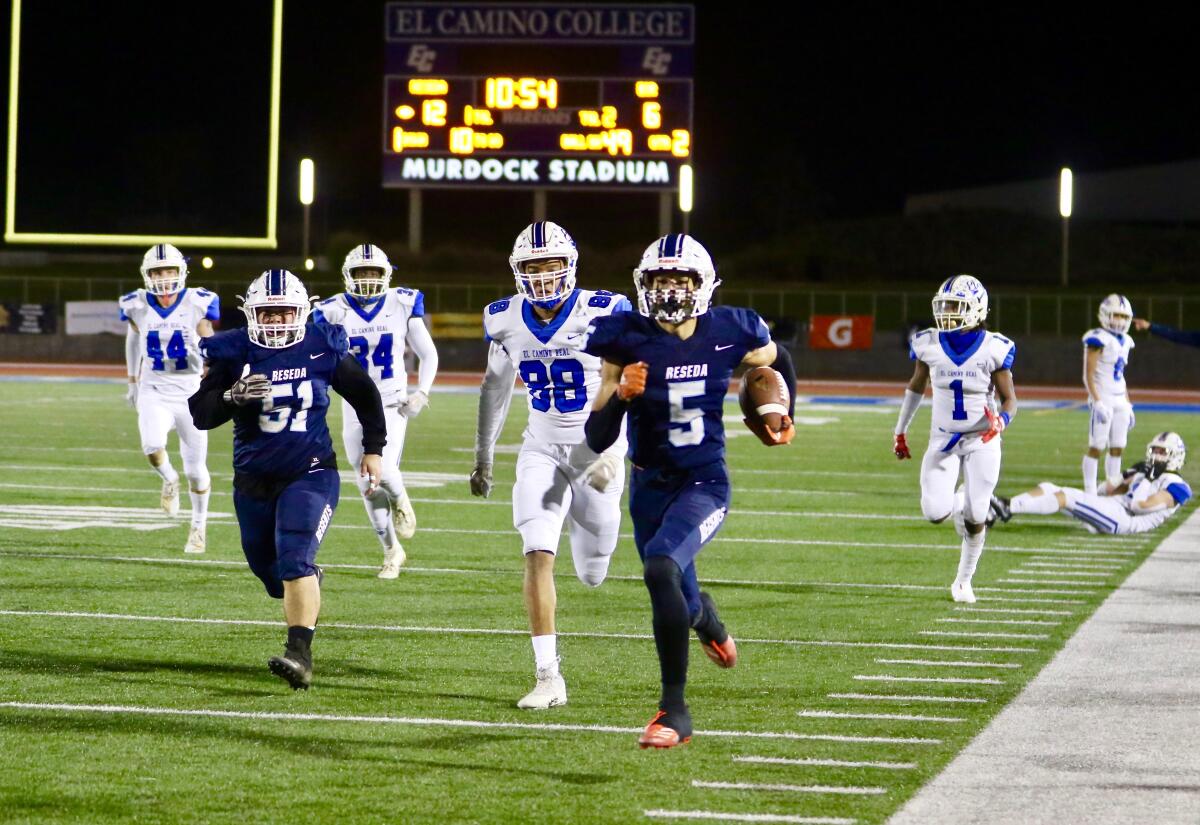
[583,313,629,362]
[412,291,425,318]
[731,307,771,349]
[613,295,633,314]
[204,293,221,322]
[314,318,350,359]
[199,329,249,363]
[1167,481,1192,506]
[1083,336,1104,348]
[1001,342,1016,370]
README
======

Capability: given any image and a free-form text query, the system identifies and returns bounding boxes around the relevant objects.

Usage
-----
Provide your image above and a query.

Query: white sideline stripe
[829,693,987,704]
[874,658,1022,669]
[1021,561,1124,570]
[798,710,964,723]
[935,617,1061,627]
[692,780,886,796]
[855,675,1004,686]
[645,811,855,825]
[1027,555,1131,563]
[733,756,916,770]
[0,609,1034,655]
[919,630,1049,640]
[975,587,1095,596]
[1012,569,1112,579]
[996,579,1100,588]
[954,607,1073,617]
[0,702,940,745]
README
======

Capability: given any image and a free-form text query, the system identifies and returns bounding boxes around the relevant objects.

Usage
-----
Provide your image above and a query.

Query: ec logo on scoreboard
[407,44,437,73]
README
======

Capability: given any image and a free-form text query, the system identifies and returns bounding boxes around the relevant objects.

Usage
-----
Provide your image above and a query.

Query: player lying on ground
[991,431,1190,534]
[471,221,632,710]
[189,270,386,690]
[584,233,797,749]
[313,244,439,579]
[120,243,219,554]
[893,274,1017,604]
[1082,294,1136,495]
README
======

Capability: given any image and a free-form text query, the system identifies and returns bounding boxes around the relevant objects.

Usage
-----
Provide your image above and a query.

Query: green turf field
[0,383,1196,825]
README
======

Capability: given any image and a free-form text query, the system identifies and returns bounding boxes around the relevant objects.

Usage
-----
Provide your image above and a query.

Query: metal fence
[3,274,1197,335]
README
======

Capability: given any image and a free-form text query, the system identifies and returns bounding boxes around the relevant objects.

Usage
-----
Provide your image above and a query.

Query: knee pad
[518,520,561,556]
[643,555,683,597]
[575,555,612,588]
[246,560,284,599]
[921,497,952,523]
[186,469,211,493]
[275,552,317,583]
[143,445,166,458]
[1038,482,1062,495]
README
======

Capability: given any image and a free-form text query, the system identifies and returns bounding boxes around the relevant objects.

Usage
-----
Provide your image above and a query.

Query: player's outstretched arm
[332,355,387,455]
[471,342,517,497]
[742,340,797,444]
[402,317,439,417]
[188,359,245,430]
[893,360,930,459]
[1129,490,1174,514]
[585,359,642,454]
[1136,319,1200,348]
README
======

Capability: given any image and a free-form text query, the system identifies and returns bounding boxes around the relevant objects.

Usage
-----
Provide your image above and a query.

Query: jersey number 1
[949,379,967,420]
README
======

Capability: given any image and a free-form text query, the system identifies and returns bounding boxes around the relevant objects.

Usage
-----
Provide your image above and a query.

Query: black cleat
[989,495,1012,524]
[268,645,312,690]
[693,591,737,668]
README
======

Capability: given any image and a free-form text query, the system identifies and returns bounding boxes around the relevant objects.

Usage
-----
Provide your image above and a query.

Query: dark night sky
[3,2,1197,254]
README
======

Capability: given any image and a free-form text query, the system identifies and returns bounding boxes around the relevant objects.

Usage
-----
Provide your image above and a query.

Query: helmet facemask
[246,303,309,348]
[514,257,576,308]
[1099,294,1133,335]
[1145,432,1186,479]
[932,296,975,331]
[345,266,390,300]
[144,266,185,297]
[637,268,702,324]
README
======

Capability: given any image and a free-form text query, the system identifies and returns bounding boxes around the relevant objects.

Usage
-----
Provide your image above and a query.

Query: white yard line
[874,658,1023,669]
[919,630,1050,640]
[691,780,886,795]
[1020,561,1124,570]
[935,618,1061,627]
[854,675,1004,686]
[797,710,964,723]
[645,811,856,825]
[1010,569,1113,578]
[953,607,1072,617]
[732,756,916,770]
[828,693,987,704]
[996,578,1100,588]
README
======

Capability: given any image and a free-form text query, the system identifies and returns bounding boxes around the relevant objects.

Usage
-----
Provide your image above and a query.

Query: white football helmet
[633,233,721,324]
[1145,431,1186,478]
[140,243,188,296]
[509,221,578,308]
[1098,294,1133,335]
[342,244,393,300]
[932,275,989,331]
[242,269,310,348]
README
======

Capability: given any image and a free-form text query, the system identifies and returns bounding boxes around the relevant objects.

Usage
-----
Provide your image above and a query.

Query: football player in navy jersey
[583,234,797,748]
[189,269,386,690]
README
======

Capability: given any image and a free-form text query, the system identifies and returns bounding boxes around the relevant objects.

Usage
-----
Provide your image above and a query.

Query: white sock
[1105,454,1123,488]
[188,489,210,529]
[361,488,398,552]
[1011,492,1059,515]
[1082,455,1098,495]
[955,530,986,584]
[531,634,558,672]
[153,460,179,483]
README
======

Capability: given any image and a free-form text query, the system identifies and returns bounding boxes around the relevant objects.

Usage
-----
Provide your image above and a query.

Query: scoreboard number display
[383,3,695,190]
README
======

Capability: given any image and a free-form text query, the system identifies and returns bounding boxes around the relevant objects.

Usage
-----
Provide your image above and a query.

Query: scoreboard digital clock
[382,3,695,191]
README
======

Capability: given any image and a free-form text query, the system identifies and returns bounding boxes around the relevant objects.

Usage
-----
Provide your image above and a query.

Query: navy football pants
[629,464,731,619]
[232,468,340,598]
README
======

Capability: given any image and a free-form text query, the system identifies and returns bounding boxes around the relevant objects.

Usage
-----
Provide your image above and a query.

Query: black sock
[691,602,727,643]
[287,625,314,651]
[643,556,690,708]
[660,683,687,713]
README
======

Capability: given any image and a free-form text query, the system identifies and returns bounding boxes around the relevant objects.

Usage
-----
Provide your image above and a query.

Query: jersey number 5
[260,380,314,433]
[668,380,705,447]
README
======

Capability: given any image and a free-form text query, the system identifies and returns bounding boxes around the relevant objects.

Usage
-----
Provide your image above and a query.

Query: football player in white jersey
[992,432,1190,534]
[893,275,1018,603]
[1082,294,1136,494]
[312,244,439,579]
[470,221,632,710]
[120,243,218,553]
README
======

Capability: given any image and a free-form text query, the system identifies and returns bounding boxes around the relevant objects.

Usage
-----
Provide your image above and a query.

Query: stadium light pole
[299,158,315,265]
[679,164,694,235]
[1059,167,1072,287]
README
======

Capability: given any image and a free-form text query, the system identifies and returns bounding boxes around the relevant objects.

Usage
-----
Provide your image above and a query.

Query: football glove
[893,433,911,460]
[584,451,623,492]
[223,374,272,406]
[1089,399,1112,425]
[617,362,648,401]
[744,415,795,447]
[401,390,429,418]
[981,408,1007,443]
[469,462,493,498]
[125,382,138,409]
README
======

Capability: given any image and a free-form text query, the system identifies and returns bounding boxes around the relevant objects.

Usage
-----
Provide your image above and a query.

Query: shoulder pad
[487,297,514,316]
[315,318,350,359]
[198,329,248,363]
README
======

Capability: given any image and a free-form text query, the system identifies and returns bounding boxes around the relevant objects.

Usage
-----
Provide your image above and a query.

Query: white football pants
[137,387,208,481]
[513,438,625,587]
[920,430,1001,525]
[342,399,408,486]
[1087,398,1134,450]
[1035,483,1142,535]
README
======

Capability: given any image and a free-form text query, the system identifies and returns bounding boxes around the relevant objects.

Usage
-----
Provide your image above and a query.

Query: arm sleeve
[585,392,628,454]
[895,389,922,435]
[125,325,141,379]
[769,343,797,419]
[188,359,241,430]
[1149,323,1200,348]
[331,355,387,455]
[475,341,517,465]
[204,294,221,322]
[407,316,439,395]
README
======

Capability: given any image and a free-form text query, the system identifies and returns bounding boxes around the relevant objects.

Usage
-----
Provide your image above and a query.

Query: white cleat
[951,580,977,604]
[378,544,407,580]
[161,479,180,516]
[183,525,206,554]
[391,493,416,540]
[517,660,567,710]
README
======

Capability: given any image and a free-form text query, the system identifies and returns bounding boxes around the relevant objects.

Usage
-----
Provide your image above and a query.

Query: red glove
[617,362,648,401]
[744,415,795,447]
[893,433,911,460]
[981,408,1007,443]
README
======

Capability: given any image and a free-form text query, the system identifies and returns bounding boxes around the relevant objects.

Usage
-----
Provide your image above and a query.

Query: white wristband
[895,389,922,435]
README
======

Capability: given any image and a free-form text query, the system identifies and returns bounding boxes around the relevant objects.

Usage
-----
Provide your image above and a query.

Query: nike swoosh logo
[309,353,324,360]
[566,333,584,340]
[714,344,734,351]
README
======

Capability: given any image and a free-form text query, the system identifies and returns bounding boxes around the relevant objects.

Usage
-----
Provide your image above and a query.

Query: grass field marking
[995,578,1102,588]
[797,710,965,724]
[934,617,1062,627]
[968,596,1086,605]
[1019,561,1124,570]
[1010,569,1113,578]
[1026,554,1133,563]
[732,756,917,770]
[854,675,1004,686]
[691,780,887,796]
[828,693,987,704]
[974,586,1095,596]
[953,607,1073,616]
[873,658,1023,669]
[0,703,943,745]
[918,630,1049,640]
[644,810,856,825]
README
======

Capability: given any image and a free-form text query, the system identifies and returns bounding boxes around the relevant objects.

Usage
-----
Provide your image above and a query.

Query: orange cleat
[638,709,692,749]
[694,591,737,668]
[700,635,738,669]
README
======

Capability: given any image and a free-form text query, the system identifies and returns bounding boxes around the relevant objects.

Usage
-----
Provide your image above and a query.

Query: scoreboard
[382,3,695,190]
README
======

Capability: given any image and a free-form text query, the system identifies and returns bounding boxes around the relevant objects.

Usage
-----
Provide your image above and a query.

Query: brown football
[739,366,790,432]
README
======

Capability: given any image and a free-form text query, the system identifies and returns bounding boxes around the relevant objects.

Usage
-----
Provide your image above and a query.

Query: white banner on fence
[65,301,124,336]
